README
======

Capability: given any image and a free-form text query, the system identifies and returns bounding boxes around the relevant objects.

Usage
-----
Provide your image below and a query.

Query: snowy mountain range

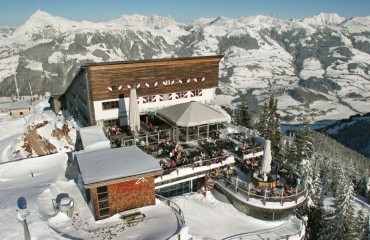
[1,10,370,123]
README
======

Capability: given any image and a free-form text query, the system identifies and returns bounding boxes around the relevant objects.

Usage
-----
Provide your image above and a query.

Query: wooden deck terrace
[215,175,308,210]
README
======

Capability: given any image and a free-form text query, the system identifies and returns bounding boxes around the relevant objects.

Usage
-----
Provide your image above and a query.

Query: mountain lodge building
[50,55,223,130]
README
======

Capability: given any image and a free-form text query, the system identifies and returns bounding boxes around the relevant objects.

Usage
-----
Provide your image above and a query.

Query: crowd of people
[158,141,230,171]
[105,124,122,136]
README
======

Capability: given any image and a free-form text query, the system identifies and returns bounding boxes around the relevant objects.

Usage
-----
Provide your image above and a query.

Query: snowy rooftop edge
[9,100,30,110]
[76,146,162,185]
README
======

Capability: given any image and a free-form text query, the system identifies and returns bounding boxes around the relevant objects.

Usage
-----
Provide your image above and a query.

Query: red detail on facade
[115,179,149,196]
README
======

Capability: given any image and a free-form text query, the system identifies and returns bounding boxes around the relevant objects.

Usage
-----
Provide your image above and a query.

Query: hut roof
[79,125,110,151]
[9,100,30,110]
[76,146,162,185]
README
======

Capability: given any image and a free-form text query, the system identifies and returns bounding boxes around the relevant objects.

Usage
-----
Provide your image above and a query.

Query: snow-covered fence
[156,194,185,239]
[223,216,306,240]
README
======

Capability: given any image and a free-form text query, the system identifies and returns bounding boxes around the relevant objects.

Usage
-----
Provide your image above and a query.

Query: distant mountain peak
[108,14,179,28]
[15,10,73,35]
[302,12,345,25]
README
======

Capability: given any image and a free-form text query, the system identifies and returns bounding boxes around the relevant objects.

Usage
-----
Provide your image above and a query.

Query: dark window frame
[102,101,119,110]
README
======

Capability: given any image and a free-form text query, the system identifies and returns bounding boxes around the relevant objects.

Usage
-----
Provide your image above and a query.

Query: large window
[193,89,201,96]
[104,119,119,127]
[102,101,119,110]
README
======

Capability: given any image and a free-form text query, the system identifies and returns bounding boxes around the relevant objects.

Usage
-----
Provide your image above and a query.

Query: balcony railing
[156,194,185,226]
[217,176,308,207]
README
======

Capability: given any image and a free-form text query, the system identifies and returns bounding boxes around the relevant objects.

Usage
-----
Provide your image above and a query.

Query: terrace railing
[110,129,171,147]
[156,194,185,227]
[156,155,232,187]
[223,215,306,240]
[218,176,308,207]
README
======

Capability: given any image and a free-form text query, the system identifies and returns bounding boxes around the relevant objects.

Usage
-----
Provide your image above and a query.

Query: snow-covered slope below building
[0,98,77,161]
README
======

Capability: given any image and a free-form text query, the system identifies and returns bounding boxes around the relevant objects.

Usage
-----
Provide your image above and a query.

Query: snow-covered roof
[76,146,162,186]
[79,125,110,151]
[9,100,30,110]
[157,101,229,127]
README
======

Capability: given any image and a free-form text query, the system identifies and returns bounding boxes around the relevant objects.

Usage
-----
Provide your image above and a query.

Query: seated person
[284,183,292,193]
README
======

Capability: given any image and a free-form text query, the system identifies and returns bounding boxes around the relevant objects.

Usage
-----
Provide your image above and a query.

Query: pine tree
[285,140,299,167]
[295,124,313,161]
[306,159,326,240]
[319,165,357,240]
[267,96,283,159]
[256,95,283,159]
[320,157,330,197]
[256,102,269,137]
[236,99,252,129]
[355,210,369,240]
[307,192,326,239]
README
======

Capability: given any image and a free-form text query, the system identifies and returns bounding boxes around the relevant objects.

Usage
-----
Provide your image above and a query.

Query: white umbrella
[129,86,140,135]
[261,139,272,174]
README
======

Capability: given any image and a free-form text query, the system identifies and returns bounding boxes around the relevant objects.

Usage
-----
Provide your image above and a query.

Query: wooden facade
[86,56,222,101]
[89,176,156,220]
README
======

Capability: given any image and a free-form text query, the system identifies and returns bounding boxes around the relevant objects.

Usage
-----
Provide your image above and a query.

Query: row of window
[73,92,87,106]
[66,99,89,126]
[107,77,206,91]
[143,90,202,103]
[102,101,119,110]
[101,90,204,110]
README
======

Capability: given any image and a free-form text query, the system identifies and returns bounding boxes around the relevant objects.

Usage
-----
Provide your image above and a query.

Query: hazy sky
[1,0,370,27]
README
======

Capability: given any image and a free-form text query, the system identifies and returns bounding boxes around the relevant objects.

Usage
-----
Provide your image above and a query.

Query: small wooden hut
[76,146,163,220]
[9,100,30,118]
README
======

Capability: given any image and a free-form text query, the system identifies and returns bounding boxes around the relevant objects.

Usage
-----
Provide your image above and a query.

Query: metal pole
[281,188,284,206]
[23,219,31,240]
[247,183,251,201]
